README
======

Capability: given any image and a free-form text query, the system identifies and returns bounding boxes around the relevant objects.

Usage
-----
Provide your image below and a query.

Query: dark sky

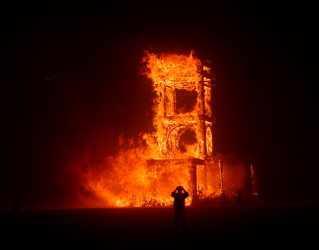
[1,2,317,207]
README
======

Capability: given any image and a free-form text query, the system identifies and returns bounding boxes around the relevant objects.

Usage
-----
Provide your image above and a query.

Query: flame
[77,51,219,207]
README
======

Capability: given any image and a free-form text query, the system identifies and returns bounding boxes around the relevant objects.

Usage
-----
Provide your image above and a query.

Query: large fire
[71,51,256,207]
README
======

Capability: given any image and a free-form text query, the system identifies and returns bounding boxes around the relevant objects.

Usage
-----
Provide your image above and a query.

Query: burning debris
[75,51,258,207]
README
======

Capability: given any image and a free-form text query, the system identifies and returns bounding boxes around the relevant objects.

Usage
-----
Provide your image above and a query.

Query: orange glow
[79,51,220,207]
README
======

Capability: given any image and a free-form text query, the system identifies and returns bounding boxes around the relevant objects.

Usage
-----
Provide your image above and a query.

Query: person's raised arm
[183,189,189,198]
[171,189,177,197]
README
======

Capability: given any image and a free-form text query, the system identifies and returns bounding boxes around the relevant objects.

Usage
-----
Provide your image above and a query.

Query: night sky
[1,2,317,208]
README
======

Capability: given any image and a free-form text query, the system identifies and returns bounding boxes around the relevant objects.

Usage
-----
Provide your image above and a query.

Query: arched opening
[178,129,197,153]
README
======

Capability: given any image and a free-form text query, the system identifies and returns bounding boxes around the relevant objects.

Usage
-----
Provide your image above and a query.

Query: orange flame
[77,51,218,207]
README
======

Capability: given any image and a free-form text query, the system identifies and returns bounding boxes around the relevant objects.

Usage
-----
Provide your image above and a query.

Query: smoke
[214,152,253,202]
[56,134,147,208]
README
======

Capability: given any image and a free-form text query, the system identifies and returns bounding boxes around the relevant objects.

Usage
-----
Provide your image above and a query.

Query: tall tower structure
[143,51,216,202]
[160,60,214,160]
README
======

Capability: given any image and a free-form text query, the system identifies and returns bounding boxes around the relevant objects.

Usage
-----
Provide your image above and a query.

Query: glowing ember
[78,51,221,207]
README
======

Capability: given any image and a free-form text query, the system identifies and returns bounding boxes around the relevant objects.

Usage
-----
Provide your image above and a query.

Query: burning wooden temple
[84,51,258,207]
[142,51,258,205]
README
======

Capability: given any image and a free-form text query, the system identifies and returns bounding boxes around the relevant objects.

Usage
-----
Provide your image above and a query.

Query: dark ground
[1,203,318,249]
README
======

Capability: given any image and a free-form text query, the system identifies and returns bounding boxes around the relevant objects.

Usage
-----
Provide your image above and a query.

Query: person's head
[176,186,184,192]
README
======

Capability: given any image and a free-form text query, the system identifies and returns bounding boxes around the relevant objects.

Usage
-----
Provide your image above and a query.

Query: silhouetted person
[171,186,189,233]
[236,189,243,208]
